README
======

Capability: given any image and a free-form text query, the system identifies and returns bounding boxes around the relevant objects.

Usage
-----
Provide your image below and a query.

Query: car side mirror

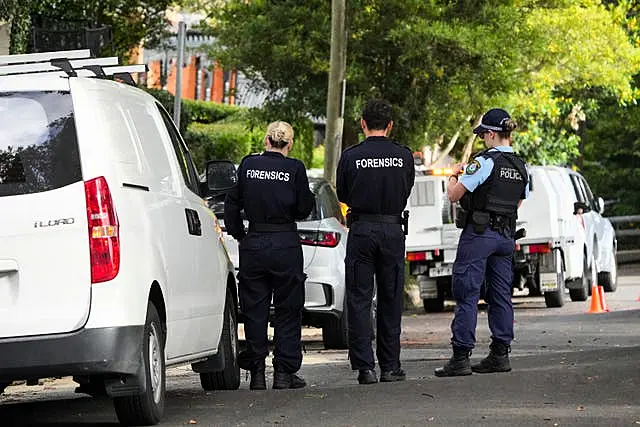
[573,201,590,215]
[205,160,237,195]
[597,196,605,215]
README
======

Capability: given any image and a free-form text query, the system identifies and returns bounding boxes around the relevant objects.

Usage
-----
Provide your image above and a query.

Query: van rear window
[0,91,81,197]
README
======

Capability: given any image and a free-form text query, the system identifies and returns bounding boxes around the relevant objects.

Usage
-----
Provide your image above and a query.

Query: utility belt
[346,211,410,235]
[455,209,515,235]
[248,222,297,232]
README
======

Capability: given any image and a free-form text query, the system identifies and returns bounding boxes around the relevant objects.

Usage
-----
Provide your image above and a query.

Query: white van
[0,51,239,426]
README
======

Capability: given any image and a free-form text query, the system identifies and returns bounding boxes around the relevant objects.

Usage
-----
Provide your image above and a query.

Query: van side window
[156,104,200,196]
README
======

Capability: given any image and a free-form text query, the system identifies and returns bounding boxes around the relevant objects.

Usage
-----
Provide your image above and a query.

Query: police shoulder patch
[465,159,481,175]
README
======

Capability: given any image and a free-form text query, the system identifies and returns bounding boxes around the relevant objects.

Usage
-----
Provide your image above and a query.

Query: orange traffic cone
[597,285,610,312]
[586,284,606,314]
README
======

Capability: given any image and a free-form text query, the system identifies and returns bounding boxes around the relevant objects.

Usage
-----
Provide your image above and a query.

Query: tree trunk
[431,116,471,166]
[461,114,482,163]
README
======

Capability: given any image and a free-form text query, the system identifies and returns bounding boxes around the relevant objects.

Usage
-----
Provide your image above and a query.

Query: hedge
[183,99,242,124]
[185,122,257,172]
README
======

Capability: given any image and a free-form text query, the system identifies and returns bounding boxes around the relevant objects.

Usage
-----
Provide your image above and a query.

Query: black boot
[472,342,511,373]
[434,346,472,377]
[273,371,306,389]
[249,360,266,390]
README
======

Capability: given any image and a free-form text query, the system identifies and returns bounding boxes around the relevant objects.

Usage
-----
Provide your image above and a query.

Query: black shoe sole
[434,369,472,377]
[250,384,267,390]
[471,367,512,374]
[272,383,306,389]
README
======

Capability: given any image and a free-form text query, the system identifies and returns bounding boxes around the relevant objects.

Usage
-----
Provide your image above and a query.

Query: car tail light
[299,230,340,247]
[528,243,551,254]
[407,251,428,261]
[85,177,120,283]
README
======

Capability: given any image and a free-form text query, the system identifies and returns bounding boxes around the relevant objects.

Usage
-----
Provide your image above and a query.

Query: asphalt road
[2,265,640,426]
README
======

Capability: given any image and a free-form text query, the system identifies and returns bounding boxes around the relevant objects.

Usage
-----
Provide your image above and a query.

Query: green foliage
[183,99,241,124]
[3,1,177,58]
[200,0,640,168]
[185,122,255,171]
[582,94,640,216]
[312,144,325,169]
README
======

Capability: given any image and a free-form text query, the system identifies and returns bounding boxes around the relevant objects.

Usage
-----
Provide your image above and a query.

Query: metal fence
[608,215,640,263]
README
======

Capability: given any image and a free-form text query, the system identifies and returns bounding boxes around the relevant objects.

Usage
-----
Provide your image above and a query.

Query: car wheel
[113,303,165,426]
[544,251,565,308]
[200,288,241,391]
[323,300,348,350]
[569,252,591,302]
[598,245,618,292]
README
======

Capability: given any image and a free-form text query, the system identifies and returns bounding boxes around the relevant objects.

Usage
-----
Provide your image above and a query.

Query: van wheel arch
[149,282,167,338]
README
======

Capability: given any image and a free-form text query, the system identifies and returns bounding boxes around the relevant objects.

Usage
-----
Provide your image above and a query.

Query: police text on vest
[499,168,523,180]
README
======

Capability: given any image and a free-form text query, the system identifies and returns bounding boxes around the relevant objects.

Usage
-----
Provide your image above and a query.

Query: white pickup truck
[405,170,461,312]
[405,165,618,312]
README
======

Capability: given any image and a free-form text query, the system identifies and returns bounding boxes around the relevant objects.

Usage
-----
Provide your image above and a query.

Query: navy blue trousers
[451,225,515,350]
[237,231,306,374]
[346,221,405,372]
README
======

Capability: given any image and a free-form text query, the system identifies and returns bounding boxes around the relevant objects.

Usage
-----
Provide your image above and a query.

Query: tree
[2,0,180,59]
[199,0,640,167]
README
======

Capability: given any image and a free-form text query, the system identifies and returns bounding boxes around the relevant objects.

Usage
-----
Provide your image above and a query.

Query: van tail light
[407,251,427,261]
[299,230,340,247]
[85,177,120,283]
[528,243,551,254]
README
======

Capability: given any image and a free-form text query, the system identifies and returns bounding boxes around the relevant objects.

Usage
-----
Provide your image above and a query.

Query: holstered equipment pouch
[455,209,469,229]
[471,211,490,234]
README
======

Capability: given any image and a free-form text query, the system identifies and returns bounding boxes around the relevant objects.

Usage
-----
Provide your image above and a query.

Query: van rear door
[0,89,91,338]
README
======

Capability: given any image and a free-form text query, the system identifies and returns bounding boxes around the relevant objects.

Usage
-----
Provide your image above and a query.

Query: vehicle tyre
[113,303,165,426]
[598,245,618,292]
[200,288,241,391]
[423,295,445,313]
[544,251,565,308]
[569,252,591,302]
[322,306,348,350]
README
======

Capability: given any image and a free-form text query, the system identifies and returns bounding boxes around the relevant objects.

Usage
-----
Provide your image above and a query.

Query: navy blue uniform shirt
[336,136,415,215]
[224,151,315,241]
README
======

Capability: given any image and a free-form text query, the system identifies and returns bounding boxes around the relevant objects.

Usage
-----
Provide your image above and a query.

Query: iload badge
[466,160,481,175]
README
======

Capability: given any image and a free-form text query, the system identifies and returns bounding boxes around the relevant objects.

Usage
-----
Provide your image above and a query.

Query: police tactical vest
[462,150,527,218]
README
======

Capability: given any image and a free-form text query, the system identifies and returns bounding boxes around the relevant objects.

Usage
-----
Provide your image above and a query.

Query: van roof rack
[0,49,147,85]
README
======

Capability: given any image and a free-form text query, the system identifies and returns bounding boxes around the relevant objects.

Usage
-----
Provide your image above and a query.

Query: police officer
[224,121,315,390]
[336,99,415,385]
[435,108,528,377]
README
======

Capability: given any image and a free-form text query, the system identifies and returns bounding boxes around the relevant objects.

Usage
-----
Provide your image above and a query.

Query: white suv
[0,51,239,426]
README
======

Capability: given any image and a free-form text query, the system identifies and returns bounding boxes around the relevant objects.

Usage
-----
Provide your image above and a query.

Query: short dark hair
[362,99,393,131]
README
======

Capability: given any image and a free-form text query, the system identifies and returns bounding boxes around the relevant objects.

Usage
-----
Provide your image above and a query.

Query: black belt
[248,222,297,232]
[352,213,403,224]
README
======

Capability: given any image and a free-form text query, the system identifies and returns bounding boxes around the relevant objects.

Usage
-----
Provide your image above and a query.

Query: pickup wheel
[200,288,241,391]
[598,245,618,292]
[113,303,165,426]
[544,251,565,308]
[569,253,592,302]
[423,295,445,313]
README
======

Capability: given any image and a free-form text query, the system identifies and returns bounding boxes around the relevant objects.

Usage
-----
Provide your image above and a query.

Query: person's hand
[451,163,465,176]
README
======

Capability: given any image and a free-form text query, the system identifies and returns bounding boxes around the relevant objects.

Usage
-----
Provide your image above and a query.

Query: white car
[207,171,367,349]
[0,50,239,426]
